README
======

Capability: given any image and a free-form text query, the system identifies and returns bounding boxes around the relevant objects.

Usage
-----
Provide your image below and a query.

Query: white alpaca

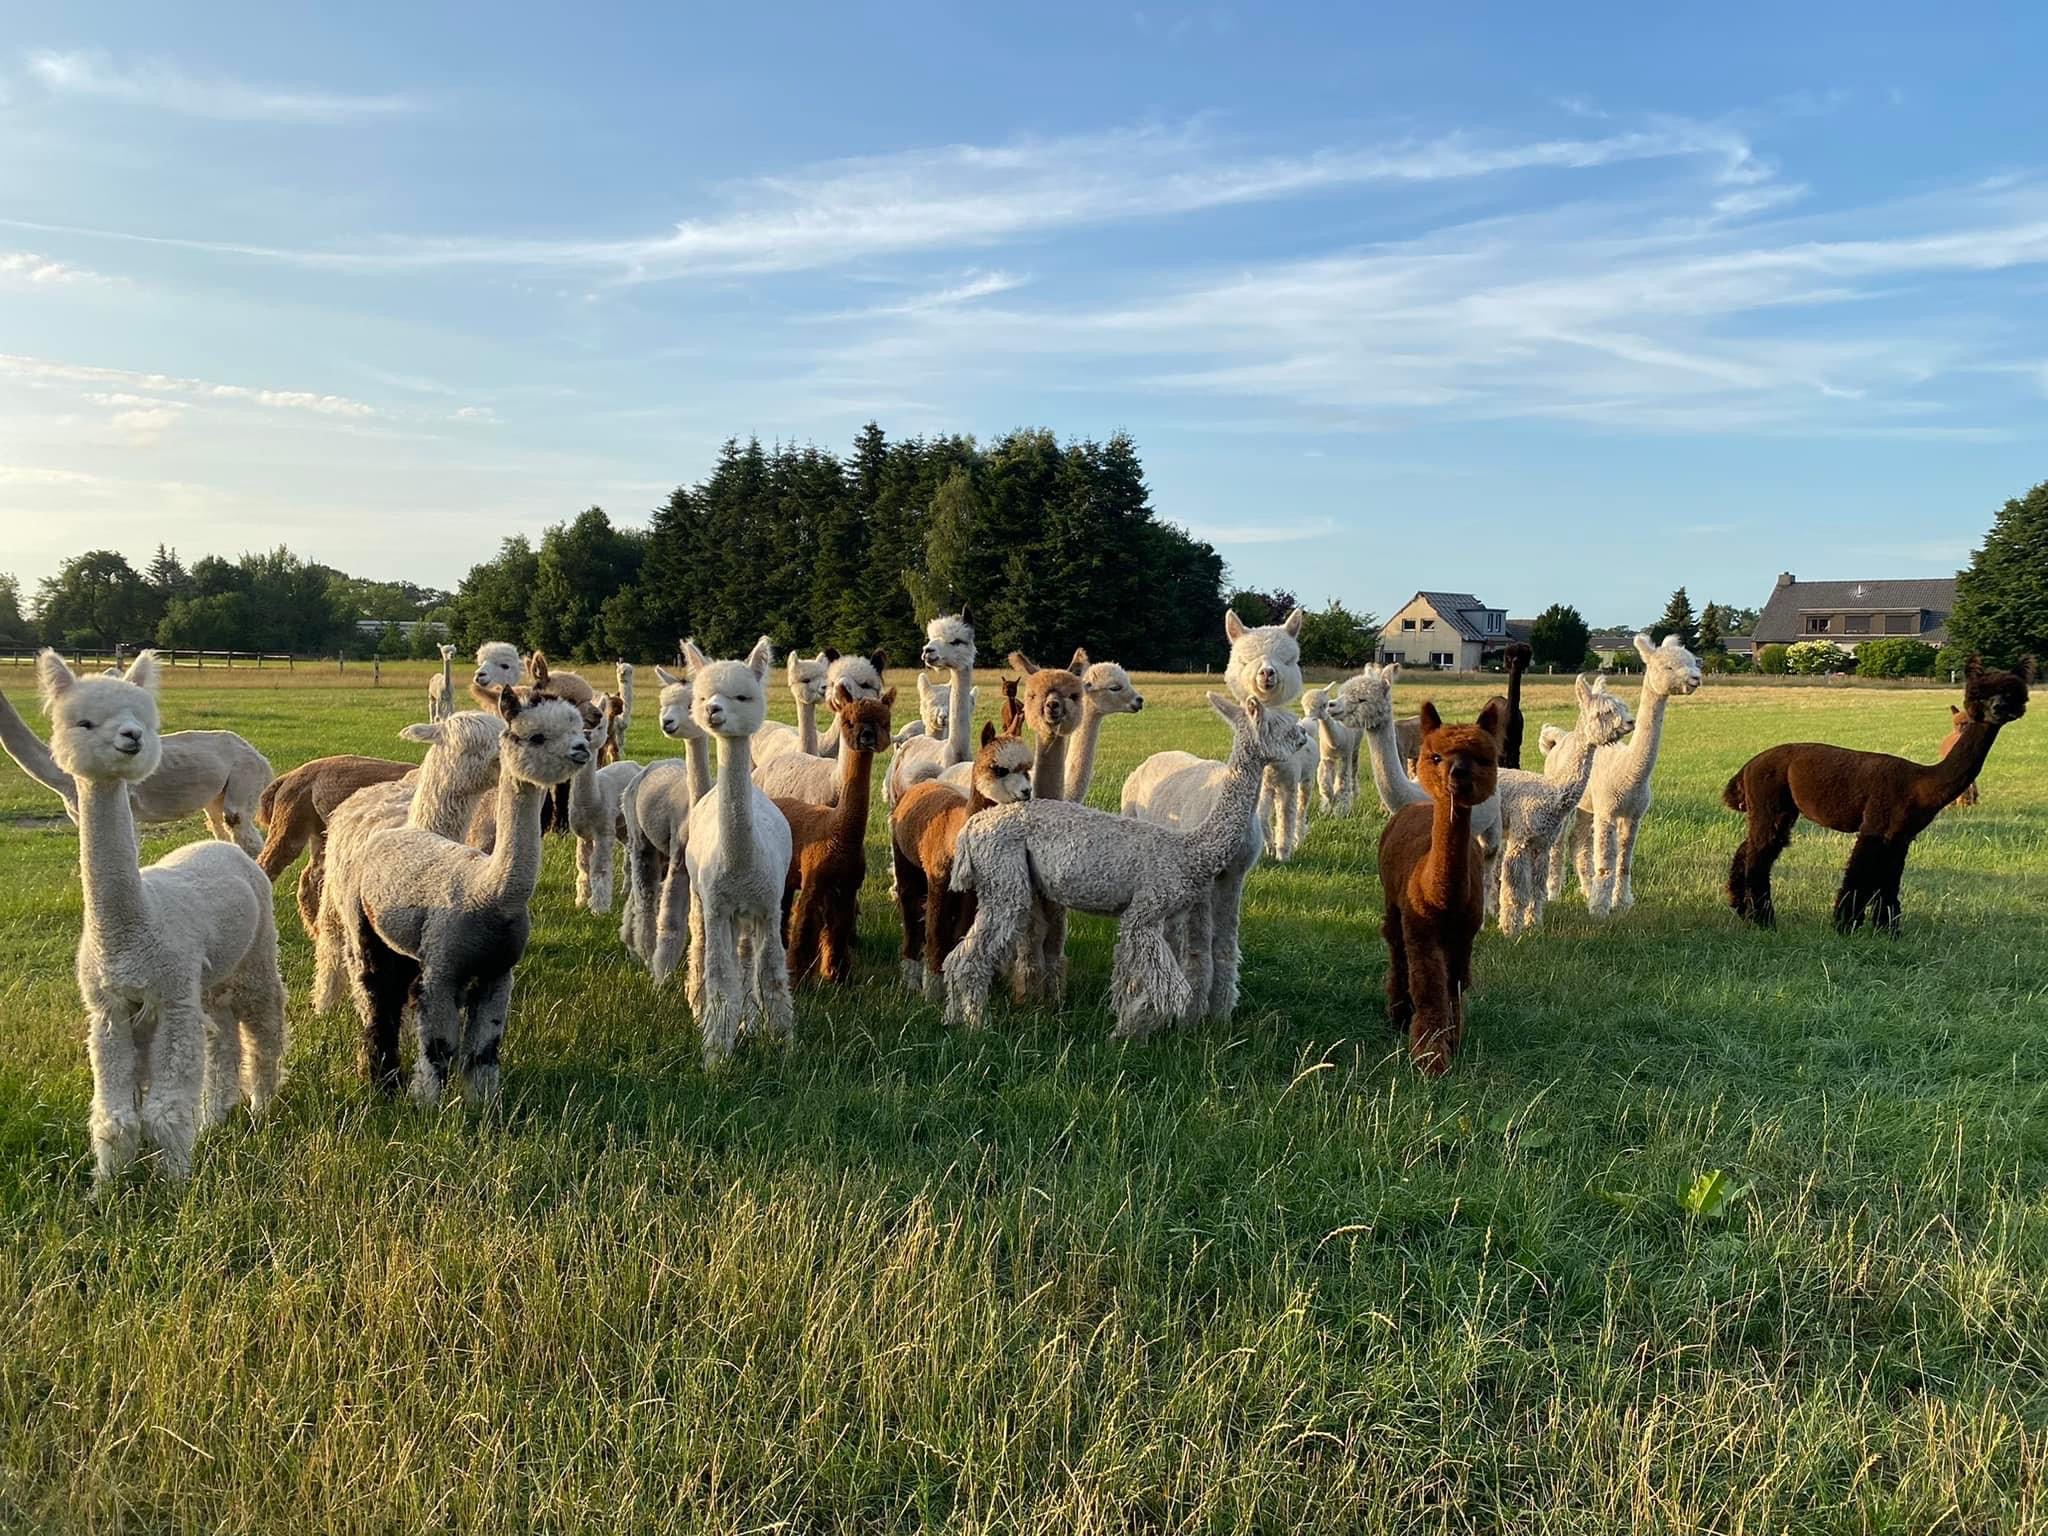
[812,650,887,758]
[1305,683,1362,813]
[37,650,285,1184]
[467,641,524,707]
[888,612,978,805]
[682,638,796,1067]
[1,680,271,856]
[1063,650,1145,803]
[312,709,507,1014]
[1494,676,1634,937]
[340,687,589,1102]
[613,660,636,754]
[766,648,888,766]
[1223,605,1311,861]
[1327,662,1505,911]
[752,683,877,806]
[567,696,642,914]
[1549,634,1704,916]
[619,667,715,978]
[946,694,1307,1039]
[426,643,458,722]
[786,649,834,753]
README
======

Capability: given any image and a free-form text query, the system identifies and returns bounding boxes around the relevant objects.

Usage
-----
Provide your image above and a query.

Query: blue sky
[2,1,2044,627]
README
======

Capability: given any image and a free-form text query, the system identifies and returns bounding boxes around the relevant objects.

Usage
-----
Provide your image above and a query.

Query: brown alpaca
[1501,641,1533,770]
[1724,656,2031,933]
[775,689,893,984]
[255,754,414,929]
[1936,706,1980,809]
[524,650,595,708]
[999,675,1025,735]
[891,722,1035,997]
[1007,652,1085,1003]
[1378,698,1505,1077]
[597,691,627,766]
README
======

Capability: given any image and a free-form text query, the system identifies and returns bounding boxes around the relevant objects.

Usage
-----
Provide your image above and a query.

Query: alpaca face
[1573,674,1636,749]
[615,660,634,690]
[1301,687,1330,722]
[1413,700,1501,810]
[497,692,590,787]
[1634,633,1703,697]
[653,669,703,741]
[401,710,508,797]
[917,673,955,736]
[973,733,1035,804]
[1328,664,1397,732]
[1074,652,1144,716]
[38,648,163,782]
[683,638,773,739]
[1224,606,1305,707]
[1009,653,1084,737]
[474,641,522,695]
[921,612,975,672]
[826,651,886,703]
[437,643,457,662]
[839,691,895,755]
[788,650,833,707]
[1962,656,2032,725]
[1209,691,1311,767]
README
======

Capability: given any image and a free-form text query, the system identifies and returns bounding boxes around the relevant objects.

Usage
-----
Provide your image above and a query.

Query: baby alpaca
[427,642,458,722]
[613,661,636,754]
[786,649,834,753]
[754,683,874,806]
[1306,684,1362,813]
[1223,604,1310,861]
[567,695,643,914]
[467,641,526,708]
[618,667,714,978]
[1064,649,1145,803]
[342,686,589,1102]
[775,690,894,983]
[1494,676,1634,937]
[682,638,797,1067]
[1936,706,1981,808]
[39,649,285,1184]
[1378,699,1505,1076]
[891,723,1035,997]
[945,693,1307,1039]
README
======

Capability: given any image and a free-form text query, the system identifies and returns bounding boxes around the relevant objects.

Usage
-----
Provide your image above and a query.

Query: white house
[1379,591,1509,670]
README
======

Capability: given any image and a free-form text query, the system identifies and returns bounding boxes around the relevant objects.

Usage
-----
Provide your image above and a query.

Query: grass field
[1,659,2044,1533]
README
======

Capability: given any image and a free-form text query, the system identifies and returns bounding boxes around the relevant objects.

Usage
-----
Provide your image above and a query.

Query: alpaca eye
[1429,754,1442,765]
[76,720,94,730]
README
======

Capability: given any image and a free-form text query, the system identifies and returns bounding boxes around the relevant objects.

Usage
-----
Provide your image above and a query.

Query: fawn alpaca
[1935,706,1981,808]
[1378,698,1505,1076]
[775,691,893,983]
[1724,657,2030,933]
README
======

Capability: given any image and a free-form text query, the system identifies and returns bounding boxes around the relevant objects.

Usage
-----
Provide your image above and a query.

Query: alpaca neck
[480,769,548,909]
[684,736,713,804]
[834,743,876,837]
[1922,718,2002,805]
[440,653,453,699]
[1541,727,1604,810]
[1064,700,1110,802]
[0,689,80,813]
[1364,712,1427,810]
[945,663,975,767]
[1416,795,1476,912]
[713,734,757,849]
[1622,680,1675,785]
[797,696,821,755]
[1503,665,1527,770]
[1032,730,1072,802]
[1187,733,1267,874]
[77,775,148,942]
[409,748,490,840]
[567,745,602,820]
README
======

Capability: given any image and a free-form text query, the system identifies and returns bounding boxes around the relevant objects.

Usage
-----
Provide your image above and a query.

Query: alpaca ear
[1418,700,1444,735]
[655,665,680,687]
[959,603,974,628]
[1575,673,1594,707]
[1965,654,1983,680]
[880,686,897,708]
[980,720,996,747]
[1224,608,1247,642]
[746,636,774,678]
[497,686,524,722]
[1282,607,1305,637]
[400,721,441,745]
[1205,690,1245,728]
[529,652,553,689]
[1382,662,1401,687]
[1590,674,1607,693]
[680,639,709,673]
[1633,633,1655,662]
[1069,647,1090,673]
[869,649,888,675]
[1009,651,1038,675]
[1476,697,1509,744]
[822,647,839,664]
[2018,656,2036,684]
[827,682,852,712]
[35,649,76,711]
[124,650,162,694]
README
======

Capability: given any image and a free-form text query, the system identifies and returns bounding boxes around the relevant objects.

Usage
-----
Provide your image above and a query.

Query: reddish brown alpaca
[999,675,1025,735]
[891,722,1035,996]
[1936,706,1980,809]
[1377,698,1505,1076]
[255,754,414,928]
[775,688,894,984]
[1724,656,2031,933]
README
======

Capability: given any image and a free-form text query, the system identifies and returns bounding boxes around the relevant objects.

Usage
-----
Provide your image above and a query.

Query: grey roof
[1408,591,1500,644]
[1754,576,1956,646]
[1587,630,1635,651]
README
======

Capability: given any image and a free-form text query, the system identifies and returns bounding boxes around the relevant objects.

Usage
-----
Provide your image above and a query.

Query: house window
[1487,611,1503,633]
[1421,618,1435,631]
[1885,613,1918,634]
[1431,651,1454,668]
[1806,616,1831,633]
[1401,618,1416,631]
[1844,614,1870,634]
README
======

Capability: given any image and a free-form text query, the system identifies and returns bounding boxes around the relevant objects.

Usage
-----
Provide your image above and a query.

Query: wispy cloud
[1,352,379,417]
[0,249,110,285]
[24,49,423,123]
[1187,516,1338,544]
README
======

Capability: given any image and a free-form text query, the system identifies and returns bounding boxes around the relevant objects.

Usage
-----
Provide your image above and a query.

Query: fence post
[337,655,345,675]
[288,653,294,672]
[373,657,381,687]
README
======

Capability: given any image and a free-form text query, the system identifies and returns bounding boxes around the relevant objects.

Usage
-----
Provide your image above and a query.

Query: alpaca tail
[1720,771,1747,813]
[257,773,281,831]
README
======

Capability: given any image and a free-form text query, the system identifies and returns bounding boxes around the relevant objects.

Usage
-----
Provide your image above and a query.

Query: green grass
[2,660,2045,1533]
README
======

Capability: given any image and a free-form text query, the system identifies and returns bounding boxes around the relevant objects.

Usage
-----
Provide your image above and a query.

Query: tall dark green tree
[528,507,646,661]
[0,573,34,648]
[1652,587,1698,651]
[34,550,156,649]
[1528,603,1591,671]
[1948,478,2048,668]
[1697,602,1725,655]
[452,536,542,651]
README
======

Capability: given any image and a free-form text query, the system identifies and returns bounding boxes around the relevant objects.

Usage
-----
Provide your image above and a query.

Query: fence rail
[1,648,301,670]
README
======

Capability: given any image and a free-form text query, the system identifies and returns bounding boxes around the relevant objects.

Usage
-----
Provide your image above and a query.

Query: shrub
[1756,644,1790,675]
[1935,642,1973,679]
[1786,639,1851,675]
[1703,649,1751,674]
[1853,637,1937,679]
[1605,647,1643,674]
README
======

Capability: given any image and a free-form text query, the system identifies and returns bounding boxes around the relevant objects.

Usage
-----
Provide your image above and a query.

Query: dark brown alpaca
[775,689,893,984]
[1377,698,1505,1077]
[255,754,414,928]
[1724,656,2031,933]
[1936,706,1980,809]
[890,722,1035,996]
[1501,640,1533,770]
[999,675,1025,735]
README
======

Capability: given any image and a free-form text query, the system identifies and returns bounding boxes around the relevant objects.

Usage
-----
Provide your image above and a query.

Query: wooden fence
[1,648,299,670]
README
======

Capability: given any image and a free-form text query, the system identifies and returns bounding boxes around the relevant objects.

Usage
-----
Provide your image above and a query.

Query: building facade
[1752,573,1955,656]
[1379,591,1509,670]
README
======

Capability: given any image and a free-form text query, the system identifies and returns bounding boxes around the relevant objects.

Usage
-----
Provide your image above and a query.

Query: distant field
[1,661,2044,1533]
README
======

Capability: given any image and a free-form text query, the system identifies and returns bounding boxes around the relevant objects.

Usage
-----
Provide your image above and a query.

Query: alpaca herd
[6,609,2031,1184]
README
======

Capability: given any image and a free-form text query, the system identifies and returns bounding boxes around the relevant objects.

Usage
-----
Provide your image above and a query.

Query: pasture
[1,661,2044,1533]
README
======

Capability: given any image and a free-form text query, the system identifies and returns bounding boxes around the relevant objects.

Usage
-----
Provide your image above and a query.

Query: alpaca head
[437,642,457,662]
[1301,685,1330,723]
[1574,673,1636,749]
[916,673,969,736]
[1327,663,1398,733]
[1413,698,1503,810]
[826,649,887,705]
[681,636,773,739]
[1070,648,1143,717]
[1503,641,1533,677]
[1208,690,1310,769]
[615,660,634,690]
[399,709,507,801]
[473,641,522,696]
[579,696,619,757]
[652,665,704,741]
[835,687,895,756]
[38,648,163,782]
[1961,655,2032,725]
[1008,652,1084,737]
[495,687,590,787]
[1633,633,1703,698]
[1223,605,1305,707]
[788,649,834,708]
[921,608,975,672]
[972,720,1034,804]
[999,675,1025,735]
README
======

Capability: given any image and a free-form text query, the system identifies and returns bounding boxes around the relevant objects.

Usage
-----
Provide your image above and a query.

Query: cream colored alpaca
[813,650,887,758]
[1005,652,1085,1005]
[613,661,636,753]
[1,680,271,856]
[38,650,285,1185]
[1223,605,1310,861]
[888,612,978,805]
[426,643,458,722]
[567,696,642,914]
[1306,683,1362,813]
[466,641,525,707]
[1548,634,1704,916]
[1494,676,1634,937]
[1063,649,1145,803]
[752,683,882,807]
[619,667,715,978]
[682,638,796,1067]
[786,649,834,753]
[946,694,1306,1039]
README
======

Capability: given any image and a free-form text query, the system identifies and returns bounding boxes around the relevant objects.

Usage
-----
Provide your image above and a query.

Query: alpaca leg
[313,886,350,1016]
[1380,909,1411,1034]
[1480,834,1501,921]
[295,858,324,940]
[1207,867,1249,1022]
[1109,916,1193,1042]
[786,885,823,985]
[1734,801,1798,928]
[461,972,514,1103]
[1294,774,1311,855]
[652,861,690,984]
[256,810,306,882]
[1012,900,1052,1005]
[233,934,288,1117]
[1042,907,1070,1006]
[589,828,617,915]
[348,918,411,1094]
[141,995,207,1179]
[1561,808,1593,901]
[1611,814,1643,913]
[199,993,243,1130]
[685,897,708,1019]
[821,890,858,985]
[1833,834,1889,934]
[1585,815,1620,918]
[697,912,743,1066]
[1403,936,1456,1078]
[751,915,797,1044]
[1177,900,1211,1025]
[573,835,593,911]
[85,1005,142,1185]
[409,976,461,1107]
[895,847,928,993]
[1872,839,1909,936]
[943,889,1025,1031]
[1497,844,1528,938]
[1445,930,1476,1068]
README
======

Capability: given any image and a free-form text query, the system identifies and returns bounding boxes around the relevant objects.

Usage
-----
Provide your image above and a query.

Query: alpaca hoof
[898,959,925,994]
